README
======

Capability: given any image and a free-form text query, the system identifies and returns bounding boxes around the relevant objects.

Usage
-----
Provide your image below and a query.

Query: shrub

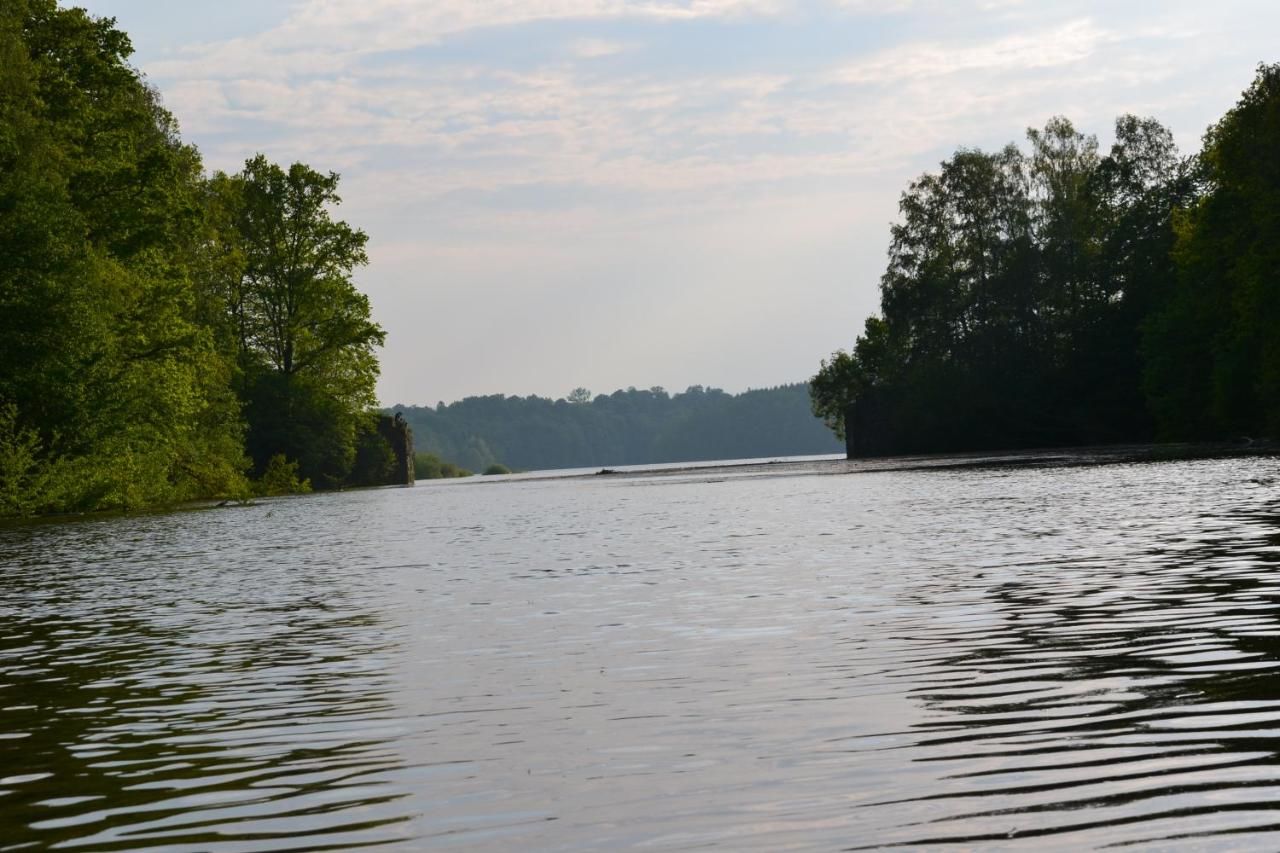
[0,404,51,517]
[254,454,312,496]
[415,452,473,479]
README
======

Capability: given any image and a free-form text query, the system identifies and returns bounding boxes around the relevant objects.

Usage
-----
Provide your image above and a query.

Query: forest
[812,64,1280,455]
[396,384,842,473]
[0,2,387,516]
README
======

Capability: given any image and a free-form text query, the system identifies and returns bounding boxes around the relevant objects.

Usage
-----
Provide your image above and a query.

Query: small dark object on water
[597,468,618,475]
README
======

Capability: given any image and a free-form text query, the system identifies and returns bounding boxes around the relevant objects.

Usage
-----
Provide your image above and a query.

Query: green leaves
[0,4,396,515]
[1146,64,1280,439]
[822,65,1280,455]
[0,2,248,515]
[209,155,387,486]
[818,113,1199,454]
[230,155,379,380]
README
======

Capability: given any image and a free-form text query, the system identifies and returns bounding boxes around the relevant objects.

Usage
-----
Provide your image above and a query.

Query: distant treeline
[395,384,842,473]
[813,64,1280,455]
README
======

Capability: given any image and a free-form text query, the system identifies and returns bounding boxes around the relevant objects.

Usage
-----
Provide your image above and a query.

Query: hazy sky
[75,0,1279,406]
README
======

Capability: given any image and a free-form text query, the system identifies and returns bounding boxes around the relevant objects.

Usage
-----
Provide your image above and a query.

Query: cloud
[156,8,1165,219]
[832,18,1111,85]
[150,0,791,82]
[833,0,914,11]
[570,38,629,58]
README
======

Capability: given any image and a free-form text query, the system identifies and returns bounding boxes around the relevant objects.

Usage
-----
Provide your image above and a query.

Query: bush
[414,452,441,479]
[254,454,312,496]
[0,403,52,517]
[414,452,472,479]
[483,463,512,475]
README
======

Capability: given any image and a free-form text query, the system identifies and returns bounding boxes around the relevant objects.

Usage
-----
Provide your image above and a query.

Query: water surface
[3,451,1280,849]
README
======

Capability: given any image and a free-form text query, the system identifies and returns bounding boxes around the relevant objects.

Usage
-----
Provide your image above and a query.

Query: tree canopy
[1,0,244,513]
[1145,64,1280,440]
[809,64,1280,455]
[0,2,388,515]
[213,156,386,487]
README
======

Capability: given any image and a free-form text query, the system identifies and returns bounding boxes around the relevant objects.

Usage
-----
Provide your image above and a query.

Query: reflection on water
[0,506,411,851]
[2,451,1280,849]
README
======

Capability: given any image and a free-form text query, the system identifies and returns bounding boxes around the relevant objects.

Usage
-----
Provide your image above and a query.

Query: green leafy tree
[1144,64,1280,439]
[230,156,382,397]
[1084,115,1190,438]
[0,1,247,513]
[1028,117,1102,342]
[811,317,897,440]
[214,155,386,486]
[0,3,398,514]
[815,114,1193,455]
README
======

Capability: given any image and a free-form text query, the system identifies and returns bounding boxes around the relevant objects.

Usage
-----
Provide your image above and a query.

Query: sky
[74,0,1280,407]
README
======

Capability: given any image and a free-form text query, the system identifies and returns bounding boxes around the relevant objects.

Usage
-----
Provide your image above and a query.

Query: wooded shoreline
[1,3,393,517]
[813,64,1280,459]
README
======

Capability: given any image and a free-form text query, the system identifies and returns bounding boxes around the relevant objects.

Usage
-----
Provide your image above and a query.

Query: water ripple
[2,452,1280,849]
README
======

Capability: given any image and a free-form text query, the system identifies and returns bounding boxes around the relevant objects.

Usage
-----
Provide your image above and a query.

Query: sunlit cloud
[831,19,1111,85]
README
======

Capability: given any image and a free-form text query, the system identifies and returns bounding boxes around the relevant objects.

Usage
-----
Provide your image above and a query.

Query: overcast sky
[75,0,1278,406]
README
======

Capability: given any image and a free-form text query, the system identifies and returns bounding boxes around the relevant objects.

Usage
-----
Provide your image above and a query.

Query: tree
[1146,63,1280,438]
[1027,116,1101,342]
[567,387,592,404]
[229,156,383,405]
[0,1,247,513]
[0,3,396,514]
[811,317,896,440]
[215,156,386,485]
[815,114,1193,455]
[1083,115,1189,439]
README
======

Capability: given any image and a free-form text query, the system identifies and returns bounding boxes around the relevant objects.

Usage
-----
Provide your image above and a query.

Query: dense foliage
[1146,65,1280,440]
[395,384,842,473]
[813,65,1280,454]
[209,156,385,488]
[414,453,472,480]
[0,2,384,515]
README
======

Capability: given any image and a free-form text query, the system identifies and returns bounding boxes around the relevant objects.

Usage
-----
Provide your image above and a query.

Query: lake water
[3,449,1280,850]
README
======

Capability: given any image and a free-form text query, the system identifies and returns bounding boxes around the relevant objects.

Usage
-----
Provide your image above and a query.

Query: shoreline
[5,441,1274,528]
[442,440,1280,487]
